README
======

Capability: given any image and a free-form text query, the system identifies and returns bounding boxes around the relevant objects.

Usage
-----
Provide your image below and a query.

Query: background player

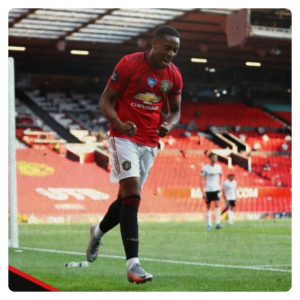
[200,153,223,230]
[222,173,238,224]
[85,26,183,284]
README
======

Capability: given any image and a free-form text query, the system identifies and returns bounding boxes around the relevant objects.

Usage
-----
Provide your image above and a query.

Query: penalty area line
[17,246,291,274]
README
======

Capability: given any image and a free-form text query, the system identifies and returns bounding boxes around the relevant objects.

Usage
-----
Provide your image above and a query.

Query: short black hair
[208,152,217,158]
[154,26,180,39]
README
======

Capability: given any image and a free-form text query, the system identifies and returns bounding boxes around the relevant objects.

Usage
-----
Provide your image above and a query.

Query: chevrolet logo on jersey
[134,93,161,104]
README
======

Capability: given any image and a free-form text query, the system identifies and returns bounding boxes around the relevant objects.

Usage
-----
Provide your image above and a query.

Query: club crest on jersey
[160,80,173,94]
[122,161,131,171]
[147,77,157,88]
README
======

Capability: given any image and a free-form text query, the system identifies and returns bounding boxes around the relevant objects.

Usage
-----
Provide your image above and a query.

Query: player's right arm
[99,86,137,137]
[100,55,137,137]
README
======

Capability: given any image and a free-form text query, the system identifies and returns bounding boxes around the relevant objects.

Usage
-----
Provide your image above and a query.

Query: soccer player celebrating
[86,26,183,284]
[200,153,223,230]
[222,174,238,224]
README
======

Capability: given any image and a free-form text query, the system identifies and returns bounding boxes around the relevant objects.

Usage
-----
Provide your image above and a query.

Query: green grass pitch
[9,219,291,291]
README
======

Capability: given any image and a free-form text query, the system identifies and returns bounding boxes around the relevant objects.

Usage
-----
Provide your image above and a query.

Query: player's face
[210,154,218,164]
[152,35,180,69]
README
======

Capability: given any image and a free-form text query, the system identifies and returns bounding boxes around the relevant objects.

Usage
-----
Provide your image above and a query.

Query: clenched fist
[122,121,137,137]
[157,121,170,137]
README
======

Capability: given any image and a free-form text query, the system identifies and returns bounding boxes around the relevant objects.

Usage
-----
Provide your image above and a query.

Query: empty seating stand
[180,103,285,130]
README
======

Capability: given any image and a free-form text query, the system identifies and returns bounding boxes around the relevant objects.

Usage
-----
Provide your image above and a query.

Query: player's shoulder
[202,163,209,169]
[168,62,182,76]
[123,52,145,63]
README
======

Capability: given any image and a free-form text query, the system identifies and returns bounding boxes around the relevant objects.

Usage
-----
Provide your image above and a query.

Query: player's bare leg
[206,202,212,230]
[228,204,235,225]
[215,201,222,229]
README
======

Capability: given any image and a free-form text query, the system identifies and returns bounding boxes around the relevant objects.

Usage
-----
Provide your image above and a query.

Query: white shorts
[108,137,158,188]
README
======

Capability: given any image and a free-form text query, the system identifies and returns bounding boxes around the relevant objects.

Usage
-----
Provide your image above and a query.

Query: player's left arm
[219,168,224,201]
[200,167,207,200]
[157,94,181,137]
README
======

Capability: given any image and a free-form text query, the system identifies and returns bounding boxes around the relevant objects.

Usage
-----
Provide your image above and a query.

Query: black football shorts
[205,191,220,202]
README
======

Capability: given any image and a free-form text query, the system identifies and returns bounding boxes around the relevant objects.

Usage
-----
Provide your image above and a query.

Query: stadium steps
[17,90,81,143]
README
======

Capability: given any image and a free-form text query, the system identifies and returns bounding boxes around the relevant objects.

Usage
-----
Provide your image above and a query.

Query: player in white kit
[222,174,237,224]
[200,153,223,230]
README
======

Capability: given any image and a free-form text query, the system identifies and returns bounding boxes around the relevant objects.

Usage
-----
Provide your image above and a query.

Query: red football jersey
[106,52,183,147]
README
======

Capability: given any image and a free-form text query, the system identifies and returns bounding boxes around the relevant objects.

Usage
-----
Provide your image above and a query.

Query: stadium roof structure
[8,8,291,74]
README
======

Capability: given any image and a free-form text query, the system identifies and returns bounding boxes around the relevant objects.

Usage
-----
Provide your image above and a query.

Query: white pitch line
[249,264,291,268]
[18,246,291,274]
